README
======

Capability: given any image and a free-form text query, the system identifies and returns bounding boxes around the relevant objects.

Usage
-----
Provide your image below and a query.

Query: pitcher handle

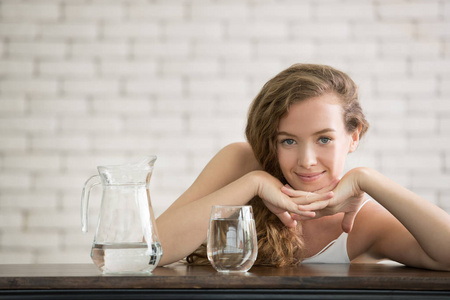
[81,175,101,233]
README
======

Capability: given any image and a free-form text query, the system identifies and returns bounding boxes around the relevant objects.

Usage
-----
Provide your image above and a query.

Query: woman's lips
[295,171,325,182]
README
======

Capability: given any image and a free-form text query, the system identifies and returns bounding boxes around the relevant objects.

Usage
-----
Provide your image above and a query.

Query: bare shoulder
[347,200,396,261]
[206,142,261,174]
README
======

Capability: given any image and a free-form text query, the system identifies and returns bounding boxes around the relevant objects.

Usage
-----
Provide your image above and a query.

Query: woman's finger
[298,199,330,212]
[294,191,333,205]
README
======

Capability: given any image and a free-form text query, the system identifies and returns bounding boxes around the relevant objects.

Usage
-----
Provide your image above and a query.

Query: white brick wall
[0,0,449,264]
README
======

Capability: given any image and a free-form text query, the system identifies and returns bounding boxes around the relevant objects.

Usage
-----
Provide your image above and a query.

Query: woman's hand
[253,171,333,228]
[282,168,366,233]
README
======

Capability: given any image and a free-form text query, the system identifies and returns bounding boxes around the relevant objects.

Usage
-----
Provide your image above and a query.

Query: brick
[31,135,89,152]
[3,154,62,171]
[0,117,57,133]
[0,191,58,210]
[371,115,437,134]
[0,211,22,229]
[8,41,67,59]
[39,60,96,77]
[362,135,408,152]
[418,22,450,39]
[441,77,450,96]
[29,97,88,115]
[408,135,450,151]
[0,173,32,189]
[188,78,247,96]
[128,3,185,19]
[0,3,59,21]
[316,42,377,59]
[0,136,27,151]
[156,134,216,153]
[125,78,183,96]
[161,59,219,76]
[376,77,437,96]
[132,42,190,58]
[35,249,91,264]
[91,97,152,115]
[251,3,310,20]
[103,22,159,39]
[353,22,414,40]
[1,231,60,249]
[316,2,374,20]
[34,172,88,192]
[228,21,288,40]
[0,251,34,264]
[380,153,441,172]
[380,41,440,58]
[40,23,98,40]
[409,98,450,115]
[155,97,214,116]
[63,79,119,95]
[411,173,450,190]
[191,3,248,20]
[64,154,127,172]
[60,116,122,133]
[378,1,439,20]
[189,116,245,135]
[28,210,80,230]
[440,118,450,133]
[363,98,407,115]
[0,96,26,114]
[165,22,223,40]
[0,79,59,94]
[124,115,185,133]
[0,60,34,76]
[65,3,123,20]
[194,41,251,58]
[255,41,313,59]
[0,23,36,38]
[223,60,283,78]
[71,41,128,58]
[292,22,350,40]
[91,136,156,152]
[100,60,157,77]
[411,59,450,76]
[348,59,407,76]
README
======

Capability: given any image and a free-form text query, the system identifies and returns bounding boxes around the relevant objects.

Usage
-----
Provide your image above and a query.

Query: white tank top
[301,199,371,264]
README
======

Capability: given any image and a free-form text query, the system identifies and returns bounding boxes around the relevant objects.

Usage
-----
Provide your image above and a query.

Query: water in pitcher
[207,218,257,272]
[91,242,162,274]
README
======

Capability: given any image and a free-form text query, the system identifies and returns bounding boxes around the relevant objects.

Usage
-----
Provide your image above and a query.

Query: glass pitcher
[81,156,163,274]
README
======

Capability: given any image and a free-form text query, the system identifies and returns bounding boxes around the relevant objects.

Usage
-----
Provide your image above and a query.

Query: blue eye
[318,137,331,144]
[282,139,296,145]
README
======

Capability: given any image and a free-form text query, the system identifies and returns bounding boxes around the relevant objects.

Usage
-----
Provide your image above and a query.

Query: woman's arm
[156,143,330,266]
[297,167,450,270]
[356,167,450,270]
[156,143,258,266]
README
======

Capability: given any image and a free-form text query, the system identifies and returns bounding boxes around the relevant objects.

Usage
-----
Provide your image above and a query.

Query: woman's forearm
[156,172,259,266]
[358,167,450,266]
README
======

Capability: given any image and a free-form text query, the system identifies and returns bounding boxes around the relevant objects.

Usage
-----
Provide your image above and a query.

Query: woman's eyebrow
[314,128,336,135]
[277,131,296,137]
[277,128,336,137]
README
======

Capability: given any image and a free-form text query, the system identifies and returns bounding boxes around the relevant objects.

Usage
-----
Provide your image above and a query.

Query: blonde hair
[187,63,369,267]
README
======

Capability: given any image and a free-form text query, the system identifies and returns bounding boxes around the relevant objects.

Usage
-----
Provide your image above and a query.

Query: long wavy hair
[187,63,369,267]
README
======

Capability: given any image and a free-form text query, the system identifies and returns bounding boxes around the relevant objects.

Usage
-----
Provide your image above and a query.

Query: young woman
[156,64,450,271]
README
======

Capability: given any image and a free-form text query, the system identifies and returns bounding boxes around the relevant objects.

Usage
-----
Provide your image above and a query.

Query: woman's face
[276,93,359,192]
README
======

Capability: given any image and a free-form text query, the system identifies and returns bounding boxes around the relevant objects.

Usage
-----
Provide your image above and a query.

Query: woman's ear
[348,125,362,153]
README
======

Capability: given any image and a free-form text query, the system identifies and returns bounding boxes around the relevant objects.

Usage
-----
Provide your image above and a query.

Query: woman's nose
[298,144,317,169]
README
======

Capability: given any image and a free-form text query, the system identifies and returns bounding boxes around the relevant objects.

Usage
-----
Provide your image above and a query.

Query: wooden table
[0,263,449,299]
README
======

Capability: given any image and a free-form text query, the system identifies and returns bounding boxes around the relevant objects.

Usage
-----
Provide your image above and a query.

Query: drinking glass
[207,205,258,273]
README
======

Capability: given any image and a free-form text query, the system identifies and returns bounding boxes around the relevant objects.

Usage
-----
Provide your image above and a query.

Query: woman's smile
[295,171,326,183]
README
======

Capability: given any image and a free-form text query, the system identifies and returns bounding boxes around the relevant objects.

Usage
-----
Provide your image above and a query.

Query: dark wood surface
[0,262,449,291]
